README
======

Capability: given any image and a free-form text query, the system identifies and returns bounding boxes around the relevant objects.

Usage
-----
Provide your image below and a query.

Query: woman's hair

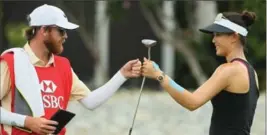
[223,10,257,46]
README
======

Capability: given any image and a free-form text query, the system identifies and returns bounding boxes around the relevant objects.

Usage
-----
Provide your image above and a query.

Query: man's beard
[44,39,63,55]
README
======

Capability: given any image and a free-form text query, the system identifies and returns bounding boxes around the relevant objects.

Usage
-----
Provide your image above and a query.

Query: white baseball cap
[28,4,79,29]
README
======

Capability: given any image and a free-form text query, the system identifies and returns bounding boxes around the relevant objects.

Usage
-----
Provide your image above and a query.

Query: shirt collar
[23,43,55,67]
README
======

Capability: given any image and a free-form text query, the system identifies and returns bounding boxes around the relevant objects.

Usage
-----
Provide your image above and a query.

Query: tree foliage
[5,23,27,47]
[242,0,266,90]
[2,1,265,90]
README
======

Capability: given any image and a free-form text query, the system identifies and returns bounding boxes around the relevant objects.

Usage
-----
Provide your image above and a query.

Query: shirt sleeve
[69,68,91,101]
[0,60,11,100]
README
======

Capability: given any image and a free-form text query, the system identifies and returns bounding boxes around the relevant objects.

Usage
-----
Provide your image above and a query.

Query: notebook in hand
[50,109,76,134]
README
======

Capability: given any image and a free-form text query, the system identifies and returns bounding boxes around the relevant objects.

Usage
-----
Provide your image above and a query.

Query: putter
[128,39,157,135]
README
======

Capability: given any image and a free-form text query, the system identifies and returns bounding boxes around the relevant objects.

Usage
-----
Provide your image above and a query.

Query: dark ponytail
[223,10,257,47]
[241,10,257,28]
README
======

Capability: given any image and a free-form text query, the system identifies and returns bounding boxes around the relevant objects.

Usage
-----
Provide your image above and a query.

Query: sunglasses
[44,26,66,36]
[55,27,67,36]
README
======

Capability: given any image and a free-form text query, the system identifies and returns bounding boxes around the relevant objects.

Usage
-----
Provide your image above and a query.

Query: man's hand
[24,116,58,135]
[120,59,142,78]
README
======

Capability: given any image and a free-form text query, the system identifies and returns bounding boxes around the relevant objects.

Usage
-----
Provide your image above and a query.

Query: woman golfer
[142,10,259,135]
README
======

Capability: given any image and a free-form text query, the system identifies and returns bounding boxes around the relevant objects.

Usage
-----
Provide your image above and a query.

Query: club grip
[128,128,133,135]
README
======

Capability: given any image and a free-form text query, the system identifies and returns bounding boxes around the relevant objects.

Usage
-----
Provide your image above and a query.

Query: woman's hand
[141,57,162,79]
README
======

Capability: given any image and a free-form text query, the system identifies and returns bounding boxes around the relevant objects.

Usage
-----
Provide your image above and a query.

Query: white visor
[199,13,248,36]
[214,13,248,36]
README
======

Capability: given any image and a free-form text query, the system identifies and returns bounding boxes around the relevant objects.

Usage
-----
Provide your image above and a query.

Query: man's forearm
[0,107,26,127]
[79,70,127,110]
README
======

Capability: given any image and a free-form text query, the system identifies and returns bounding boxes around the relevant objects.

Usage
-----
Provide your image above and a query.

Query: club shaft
[148,47,151,59]
[128,47,151,135]
[129,76,146,128]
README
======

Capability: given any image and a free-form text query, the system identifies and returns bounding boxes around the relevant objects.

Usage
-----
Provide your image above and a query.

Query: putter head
[141,39,157,47]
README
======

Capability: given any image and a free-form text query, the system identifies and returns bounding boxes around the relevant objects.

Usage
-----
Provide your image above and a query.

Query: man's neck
[28,39,51,64]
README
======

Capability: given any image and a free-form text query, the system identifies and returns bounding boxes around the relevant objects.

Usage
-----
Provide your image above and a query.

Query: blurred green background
[0,0,265,91]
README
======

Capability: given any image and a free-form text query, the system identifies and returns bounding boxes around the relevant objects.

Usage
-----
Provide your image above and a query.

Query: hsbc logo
[40,80,64,109]
[40,80,57,93]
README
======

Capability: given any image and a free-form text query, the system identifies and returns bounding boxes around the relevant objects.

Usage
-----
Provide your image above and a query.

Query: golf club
[128,39,157,135]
